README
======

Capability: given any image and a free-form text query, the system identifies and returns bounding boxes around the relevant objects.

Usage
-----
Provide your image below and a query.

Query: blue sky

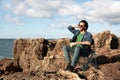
[0,0,120,39]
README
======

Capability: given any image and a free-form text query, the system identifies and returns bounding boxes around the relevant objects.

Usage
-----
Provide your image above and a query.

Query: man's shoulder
[85,31,92,35]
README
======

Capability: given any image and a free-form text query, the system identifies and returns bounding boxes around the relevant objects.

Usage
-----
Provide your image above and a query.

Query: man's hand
[70,42,77,47]
[71,24,78,28]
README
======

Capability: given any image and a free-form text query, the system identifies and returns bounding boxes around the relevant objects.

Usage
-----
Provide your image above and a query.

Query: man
[63,20,93,72]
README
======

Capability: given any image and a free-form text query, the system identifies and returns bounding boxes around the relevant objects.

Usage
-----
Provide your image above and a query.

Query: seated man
[63,20,92,72]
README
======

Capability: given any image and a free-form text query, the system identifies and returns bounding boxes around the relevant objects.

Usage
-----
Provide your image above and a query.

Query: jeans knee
[63,45,68,50]
[63,45,71,56]
[75,46,81,50]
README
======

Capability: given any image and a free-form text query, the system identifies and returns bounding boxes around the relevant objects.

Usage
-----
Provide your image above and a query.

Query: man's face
[78,22,86,31]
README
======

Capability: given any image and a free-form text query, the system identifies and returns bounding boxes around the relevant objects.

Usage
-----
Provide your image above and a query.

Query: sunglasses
[78,24,84,27]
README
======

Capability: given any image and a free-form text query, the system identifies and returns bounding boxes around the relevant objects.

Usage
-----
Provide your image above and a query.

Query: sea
[0,39,15,60]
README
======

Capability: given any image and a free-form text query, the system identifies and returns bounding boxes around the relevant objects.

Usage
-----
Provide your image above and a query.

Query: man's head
[78,20,88,31]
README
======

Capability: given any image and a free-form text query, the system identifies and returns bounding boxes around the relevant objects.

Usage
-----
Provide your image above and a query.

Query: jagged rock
[0,30,120,80]
[99,62,120,80]
[13,38,48,72]
[42,56,66,72]
[93,30,112,51]
[0,58,22,76]
[0,58,13,71]
[80,67,106,80]
[47,38,70,57]
[12,38,69,72]
[111,34,119,49]
[93,30,120,52]
[58,69,83,80]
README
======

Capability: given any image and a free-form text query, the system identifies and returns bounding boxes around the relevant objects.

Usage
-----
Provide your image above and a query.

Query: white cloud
[82,0,120,25]
[48,16,83,30]
[4,14,24,26]
[4,0,120,25]
[5,0,83,18]
[8,0,62,18]
[58,2,83,16]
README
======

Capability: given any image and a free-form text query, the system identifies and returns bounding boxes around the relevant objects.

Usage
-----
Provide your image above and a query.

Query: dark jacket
[68,25,92,44]
[68,25,93,56]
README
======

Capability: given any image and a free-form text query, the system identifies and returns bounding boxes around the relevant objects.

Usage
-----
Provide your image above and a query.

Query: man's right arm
[68,25,78,34]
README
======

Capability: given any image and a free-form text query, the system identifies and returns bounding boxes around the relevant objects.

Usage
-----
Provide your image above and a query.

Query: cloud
[7,0,62,18]
[48,15,82,30]
[58,2,83,16]
[5,0,82,18]
[4,14,24,26]
[4,0,120,25]
[82,0,120,25]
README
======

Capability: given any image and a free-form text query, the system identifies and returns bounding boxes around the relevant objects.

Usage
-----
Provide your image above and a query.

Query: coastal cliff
[0,30,120,80]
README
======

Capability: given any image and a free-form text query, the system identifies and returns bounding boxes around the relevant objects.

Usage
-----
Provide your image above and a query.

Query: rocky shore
[0,30,120,80]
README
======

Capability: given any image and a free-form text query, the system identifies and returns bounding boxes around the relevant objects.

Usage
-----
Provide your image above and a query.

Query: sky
[0,0,120,39]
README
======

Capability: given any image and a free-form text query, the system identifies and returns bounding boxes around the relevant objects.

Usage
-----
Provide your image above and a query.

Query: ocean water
[0,39,15,60]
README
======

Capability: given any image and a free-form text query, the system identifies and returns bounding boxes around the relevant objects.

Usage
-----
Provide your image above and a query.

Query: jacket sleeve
[83,32,93,44]
[68,25,78,34]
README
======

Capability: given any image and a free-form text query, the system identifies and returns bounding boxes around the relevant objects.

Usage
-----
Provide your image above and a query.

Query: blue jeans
[63,45,82,67]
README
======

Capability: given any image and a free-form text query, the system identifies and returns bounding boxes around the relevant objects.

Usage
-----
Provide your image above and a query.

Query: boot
[68,65,74,72]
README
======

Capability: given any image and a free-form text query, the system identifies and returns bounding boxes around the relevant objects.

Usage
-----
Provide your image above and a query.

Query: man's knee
[63,45,68,51]
[75,46,81,50]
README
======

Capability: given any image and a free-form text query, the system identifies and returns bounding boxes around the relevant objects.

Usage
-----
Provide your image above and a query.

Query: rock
[12,38,69,72]
[99,62,120,80]
[13,38,48,72]
[80,67,106,80]
[0,30,120,80]
[93,30,112,51]
[42,56,66,72]
[58,69,83,80]
[119,37,120,49]
[111,34,119,49]
[0,58,22,76]
[47,38,70,57]
[93,30,120,52]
